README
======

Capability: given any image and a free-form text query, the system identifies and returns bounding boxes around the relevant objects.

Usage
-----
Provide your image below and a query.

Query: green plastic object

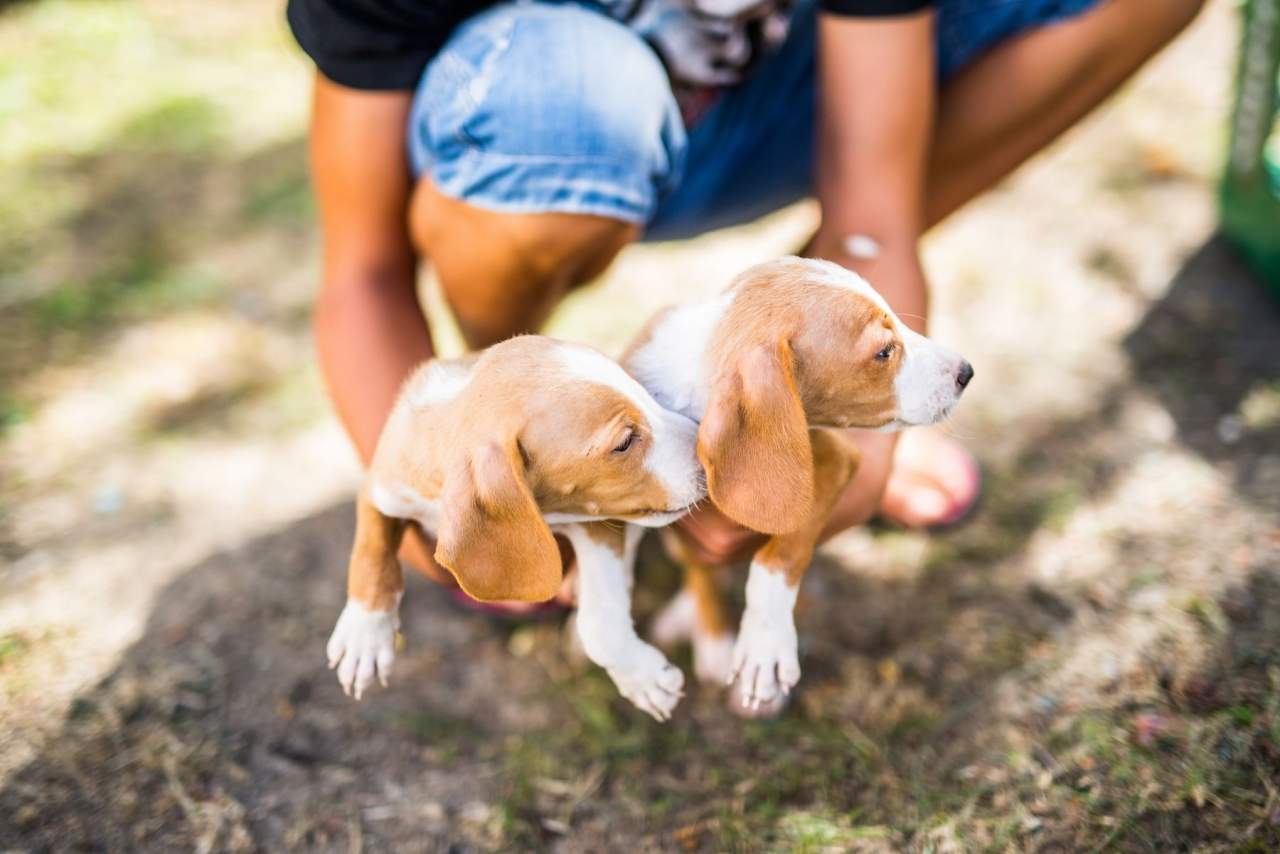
[1220,0,1280,293]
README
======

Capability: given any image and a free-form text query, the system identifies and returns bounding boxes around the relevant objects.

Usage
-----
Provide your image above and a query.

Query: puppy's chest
[370,481,443,536]
[624,353,708,424]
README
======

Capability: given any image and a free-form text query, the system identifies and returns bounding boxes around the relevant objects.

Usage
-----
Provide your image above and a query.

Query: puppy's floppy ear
[698,339,813,535]
[434,439,562,602]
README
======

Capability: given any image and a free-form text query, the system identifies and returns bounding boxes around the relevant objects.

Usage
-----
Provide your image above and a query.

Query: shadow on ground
[2,240,1278,851]
[1125,238,1280,508]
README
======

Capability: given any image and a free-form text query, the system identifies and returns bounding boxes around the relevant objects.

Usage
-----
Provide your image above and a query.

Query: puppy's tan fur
[347,336,687,609]
[623,257,970,714]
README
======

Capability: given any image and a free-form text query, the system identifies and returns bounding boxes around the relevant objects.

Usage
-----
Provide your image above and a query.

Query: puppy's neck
[624,292,733,423]
[369,358,479,497]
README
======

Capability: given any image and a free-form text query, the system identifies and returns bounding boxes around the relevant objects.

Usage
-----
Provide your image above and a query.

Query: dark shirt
[288,0,931,91]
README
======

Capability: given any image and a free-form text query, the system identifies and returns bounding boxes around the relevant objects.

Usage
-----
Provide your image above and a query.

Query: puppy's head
[433,337,702,602]
[699,257,972,534]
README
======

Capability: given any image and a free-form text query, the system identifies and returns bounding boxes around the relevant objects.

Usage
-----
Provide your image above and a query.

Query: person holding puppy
[290,0,1204,606]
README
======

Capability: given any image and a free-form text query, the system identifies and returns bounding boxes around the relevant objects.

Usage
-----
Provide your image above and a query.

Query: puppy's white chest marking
[626,292,731,422]
[370,481,441,537]
[407,361,471,408]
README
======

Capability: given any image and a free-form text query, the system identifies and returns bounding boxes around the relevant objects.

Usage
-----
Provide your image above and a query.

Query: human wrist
[808,226,929,332]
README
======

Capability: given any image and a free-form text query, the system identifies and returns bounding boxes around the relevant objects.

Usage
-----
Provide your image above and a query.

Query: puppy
[326,335,705,720]
[623,257,974,715]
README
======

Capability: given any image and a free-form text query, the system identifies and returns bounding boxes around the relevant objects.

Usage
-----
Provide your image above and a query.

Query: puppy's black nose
[956,361,974,390]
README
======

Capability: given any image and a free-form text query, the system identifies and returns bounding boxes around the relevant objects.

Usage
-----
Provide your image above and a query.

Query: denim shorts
[409,0,1102,241]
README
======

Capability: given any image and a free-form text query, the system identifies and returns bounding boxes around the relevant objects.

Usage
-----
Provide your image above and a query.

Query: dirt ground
[2,0,1279,851]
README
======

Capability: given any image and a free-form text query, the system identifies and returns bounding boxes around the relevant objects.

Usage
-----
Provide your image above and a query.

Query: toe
[900,428,980,498]
[376,647,395,687]
[326,634,345,668]
[881,474,951,527]
[337,654,357,694]
[778,656,801,691]
[881,429,981,528]
[354,654,375,699]
[752,660,780,704]
[656,663,685,694]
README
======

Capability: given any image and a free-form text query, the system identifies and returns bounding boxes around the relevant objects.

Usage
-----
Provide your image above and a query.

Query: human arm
[310,72,453,580]
[310,72,433,460]
[809,7,935,333]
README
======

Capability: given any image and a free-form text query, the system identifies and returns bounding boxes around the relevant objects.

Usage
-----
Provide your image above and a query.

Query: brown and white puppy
[623,257,974,714]
[326,335,705,720]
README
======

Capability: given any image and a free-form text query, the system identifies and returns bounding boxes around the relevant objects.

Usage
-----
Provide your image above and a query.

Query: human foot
[878,427,981,529]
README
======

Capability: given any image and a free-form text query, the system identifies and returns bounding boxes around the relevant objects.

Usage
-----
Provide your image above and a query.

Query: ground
[2,0,1279,851]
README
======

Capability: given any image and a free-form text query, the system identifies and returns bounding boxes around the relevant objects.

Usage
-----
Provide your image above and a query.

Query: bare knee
[411,183,638,348]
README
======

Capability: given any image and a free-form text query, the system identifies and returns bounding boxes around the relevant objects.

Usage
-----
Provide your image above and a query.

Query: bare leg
[926,0,1207,226]
[308,78,454,582]
[311,79,640,584]
[324,189,637,584]
[410,181,639,350]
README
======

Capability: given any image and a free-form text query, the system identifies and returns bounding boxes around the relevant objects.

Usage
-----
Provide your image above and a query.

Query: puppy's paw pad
[326,600,400,700]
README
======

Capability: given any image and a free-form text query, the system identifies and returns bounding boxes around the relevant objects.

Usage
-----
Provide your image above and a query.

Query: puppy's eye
[874,343,895,362]
[613,430,636,454]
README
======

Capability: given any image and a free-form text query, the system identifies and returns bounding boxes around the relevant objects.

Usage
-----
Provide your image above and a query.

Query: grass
[0,633,30,667]
[243,168,314,225]
[30,254,223,334]
[2,0,1278,850]
[454,559,1280,850]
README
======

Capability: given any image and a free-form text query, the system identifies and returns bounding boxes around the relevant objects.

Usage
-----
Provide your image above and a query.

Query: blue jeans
[409,0,1101,241]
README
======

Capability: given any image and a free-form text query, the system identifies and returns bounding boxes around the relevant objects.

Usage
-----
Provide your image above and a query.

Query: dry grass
[2,0,1279,850]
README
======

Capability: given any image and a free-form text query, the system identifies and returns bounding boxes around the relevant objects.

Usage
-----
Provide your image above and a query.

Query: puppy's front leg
[651,528,736,686]
[327,486,406,700]
[565,522,685,722]
[732,429,860,712]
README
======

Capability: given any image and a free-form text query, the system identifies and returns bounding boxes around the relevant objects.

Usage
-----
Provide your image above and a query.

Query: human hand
[672,504,768,567]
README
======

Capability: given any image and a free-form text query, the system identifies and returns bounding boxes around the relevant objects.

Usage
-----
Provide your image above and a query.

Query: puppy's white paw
[729,607,800,712]
[607,643,685,723]
[326,599,400,700]
[649,589,696,648]
[692,630,736,685]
